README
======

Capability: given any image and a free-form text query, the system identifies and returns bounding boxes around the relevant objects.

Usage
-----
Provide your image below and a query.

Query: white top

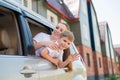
[46,42,63,61]
[33,32,50,56]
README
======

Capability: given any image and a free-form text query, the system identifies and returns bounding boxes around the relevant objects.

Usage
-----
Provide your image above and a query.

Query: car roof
[0,0,54,29]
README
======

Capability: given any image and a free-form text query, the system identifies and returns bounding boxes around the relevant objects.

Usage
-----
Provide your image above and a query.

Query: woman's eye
[56,27,59,29]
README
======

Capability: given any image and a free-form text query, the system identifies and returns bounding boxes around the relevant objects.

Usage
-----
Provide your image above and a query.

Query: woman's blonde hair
[57,22,70,30]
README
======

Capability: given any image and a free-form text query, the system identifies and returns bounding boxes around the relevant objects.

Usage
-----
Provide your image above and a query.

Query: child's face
[58,37,72,50]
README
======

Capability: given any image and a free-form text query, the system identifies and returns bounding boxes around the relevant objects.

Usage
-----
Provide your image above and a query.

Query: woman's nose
[57,29,61,33]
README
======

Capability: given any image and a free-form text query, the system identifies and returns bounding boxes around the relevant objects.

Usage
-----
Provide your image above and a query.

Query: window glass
[91,5,101,52]
[81,0,87,16]
[86,53,90,67]
[32,0,39,13]
[108,61,111,72]
[0,7,22,55]
[70,43,85,70]
[105,28,110,57]
[99,57,101,68]
[23,0,32,9]
[47,10,58,26]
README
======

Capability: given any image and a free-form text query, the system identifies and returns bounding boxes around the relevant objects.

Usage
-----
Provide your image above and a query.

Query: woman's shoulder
[37,32,50,36]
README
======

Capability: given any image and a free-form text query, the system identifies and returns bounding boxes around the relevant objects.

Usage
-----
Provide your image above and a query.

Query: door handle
[63,67,69,72]
[20,65,36,78]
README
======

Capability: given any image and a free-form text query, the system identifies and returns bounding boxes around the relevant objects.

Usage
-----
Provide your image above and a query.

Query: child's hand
[68,54,80,62]
[52,59,59,66]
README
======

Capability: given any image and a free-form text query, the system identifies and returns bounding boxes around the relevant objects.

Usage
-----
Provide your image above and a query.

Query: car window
[26,17,74,70]
[27,18,51,38]
[70,43,86,69]
[0,7,22,55]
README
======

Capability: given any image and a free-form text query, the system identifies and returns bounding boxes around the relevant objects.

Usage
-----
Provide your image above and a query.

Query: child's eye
[60,29,63,32]
[68,43,70,45]
[63,40,66,42]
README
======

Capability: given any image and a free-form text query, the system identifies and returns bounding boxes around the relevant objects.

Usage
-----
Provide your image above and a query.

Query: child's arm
[58,54,80,68]
[41,48,59,66]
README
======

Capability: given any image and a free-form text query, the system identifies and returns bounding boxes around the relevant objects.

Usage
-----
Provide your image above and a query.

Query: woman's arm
[33,40,59,50]
[33,40,49,50]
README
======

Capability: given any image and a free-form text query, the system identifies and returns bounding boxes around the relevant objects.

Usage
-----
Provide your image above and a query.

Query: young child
[40,30,80,68]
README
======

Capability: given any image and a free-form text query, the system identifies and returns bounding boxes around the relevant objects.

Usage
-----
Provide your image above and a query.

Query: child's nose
[64,43,69,48]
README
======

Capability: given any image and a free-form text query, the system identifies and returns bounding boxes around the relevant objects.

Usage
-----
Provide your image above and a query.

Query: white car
[0,0,87,80]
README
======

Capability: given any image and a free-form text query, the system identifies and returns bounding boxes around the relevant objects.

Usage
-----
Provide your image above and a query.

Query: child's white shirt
[46,41,63,61]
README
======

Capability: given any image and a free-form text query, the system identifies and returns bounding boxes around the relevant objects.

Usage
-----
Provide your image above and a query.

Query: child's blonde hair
[60,30,74,42]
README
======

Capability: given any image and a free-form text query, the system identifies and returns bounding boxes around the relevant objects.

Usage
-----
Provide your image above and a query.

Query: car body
[0,0,87,80]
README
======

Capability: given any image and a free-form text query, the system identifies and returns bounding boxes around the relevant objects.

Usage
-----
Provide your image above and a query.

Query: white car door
[0,55,40,80]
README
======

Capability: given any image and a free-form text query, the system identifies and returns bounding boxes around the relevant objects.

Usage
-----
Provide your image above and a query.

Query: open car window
[27,18,73,70]
[0,7,22,55]
[27,18,51,38]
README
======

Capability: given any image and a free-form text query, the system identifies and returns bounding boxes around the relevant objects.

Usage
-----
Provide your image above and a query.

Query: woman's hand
[46,41,59,50]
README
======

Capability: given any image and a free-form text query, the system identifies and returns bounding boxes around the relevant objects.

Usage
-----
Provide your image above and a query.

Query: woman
[33,22,70,56]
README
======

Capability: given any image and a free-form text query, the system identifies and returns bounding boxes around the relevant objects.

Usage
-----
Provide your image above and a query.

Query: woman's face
[52,23,68,38]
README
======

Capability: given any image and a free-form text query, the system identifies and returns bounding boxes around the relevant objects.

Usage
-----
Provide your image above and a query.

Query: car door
[0,3,39,80]
[0,55,40,80]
